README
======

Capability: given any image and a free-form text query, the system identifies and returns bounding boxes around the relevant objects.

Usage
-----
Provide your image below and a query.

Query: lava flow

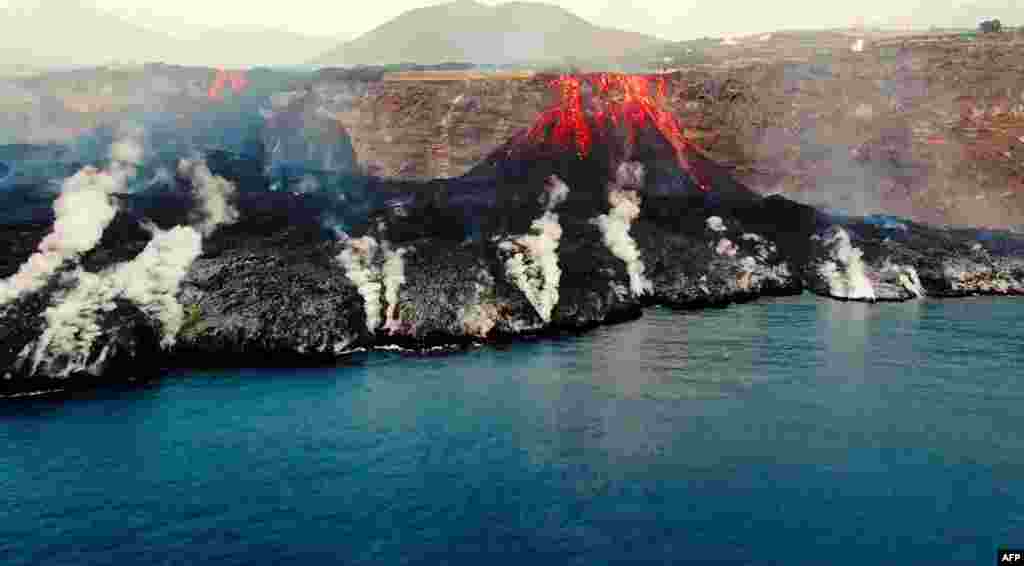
[208,69,249,100]
[525,73,712,191]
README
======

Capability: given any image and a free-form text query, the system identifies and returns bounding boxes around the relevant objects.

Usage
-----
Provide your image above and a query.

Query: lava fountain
[208,69,249,101]
[523,73,713,191]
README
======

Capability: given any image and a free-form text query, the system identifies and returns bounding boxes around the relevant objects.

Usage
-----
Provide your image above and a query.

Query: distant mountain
[311,0,669,66]
[2,0,184,67]
[0,0,343,68]
[105,10,343,67]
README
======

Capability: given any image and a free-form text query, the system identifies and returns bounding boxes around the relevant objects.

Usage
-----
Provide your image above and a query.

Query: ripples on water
[1,294,1022,565]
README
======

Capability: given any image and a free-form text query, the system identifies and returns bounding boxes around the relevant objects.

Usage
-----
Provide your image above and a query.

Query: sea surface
[2,294,1023,565]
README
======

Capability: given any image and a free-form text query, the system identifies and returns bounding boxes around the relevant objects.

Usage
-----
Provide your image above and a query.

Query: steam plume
[27,225,204,376]
[0,132,144,308]
[336,236,410,335]
[818,227,876,300]
[706,216,727,232]
[111,225,204,345]
[177,158,240,236]
[337,236,386,334]
[539,174,570,209]
[28,271,116,378]
[715,238,739,257]
[592,163,652,297]
[881,261,926,298]
[24,152,242,375]
[381,245,408,334]
[499,175,569,322]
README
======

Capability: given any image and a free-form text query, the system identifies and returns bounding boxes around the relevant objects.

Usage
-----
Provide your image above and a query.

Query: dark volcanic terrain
[2,31,1024,395]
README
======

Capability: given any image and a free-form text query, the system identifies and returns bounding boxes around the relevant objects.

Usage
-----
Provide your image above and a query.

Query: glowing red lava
[208,69,249,100]
[525,73,712,191]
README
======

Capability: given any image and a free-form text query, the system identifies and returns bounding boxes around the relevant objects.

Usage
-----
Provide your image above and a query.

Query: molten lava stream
[526,73,713,191]
[208,69,249,100]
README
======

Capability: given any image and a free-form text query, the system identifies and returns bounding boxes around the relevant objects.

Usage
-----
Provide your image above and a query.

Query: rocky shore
[2,137,1023,396]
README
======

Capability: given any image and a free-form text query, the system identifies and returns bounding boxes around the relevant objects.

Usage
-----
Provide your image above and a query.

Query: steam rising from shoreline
[24,155,240,376]
[818,227,876,301]
[339,236,383,333]
[0,133,143,309]
[381,246,408,334]
[28,225,203,377]
[499,175,568,323]
[337,236,409,334]
[593,162,652,297]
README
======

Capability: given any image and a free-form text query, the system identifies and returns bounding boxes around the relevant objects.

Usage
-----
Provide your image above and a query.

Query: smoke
[177,158,240,236]
[381,245,408,334]
[715,238,739,257]
[0,131,144,308]
[706,216,727,232]
[337,236,411,335]
[817,227,876,301]
[499,175,569,323]
[461,297,500,338]
[27,271,116,378]
[22,150,244,375]
[109,124,145,168]
[459,270,500,338]
[615,161,646,189]
[592,163,652,296]
[881,261,925,298]
[338,236,382,333]
[539,174,570,209]
[110,225,204,345]
[295,175,321,195]
[27,224,204,375]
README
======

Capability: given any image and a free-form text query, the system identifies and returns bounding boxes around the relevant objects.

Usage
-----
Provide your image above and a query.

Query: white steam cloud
[817,227,876,301]
[0,131,145,309]
[336,236,410,335]
[177,158,240,236]
[338,236,383,333]
[539,174,570,209]
[881,261,926,298]
[111,225,204,345]
[500,214,563,322]
[27,225,204,377]
[381,245,408,334]
[500,175,569,322]
[715,238,739,257]
[23,152,242,376]
[592,163,652,297]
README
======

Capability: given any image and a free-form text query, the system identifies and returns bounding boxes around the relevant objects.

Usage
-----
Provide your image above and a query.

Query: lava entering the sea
[525,73,712,191]
[208,69,249,100]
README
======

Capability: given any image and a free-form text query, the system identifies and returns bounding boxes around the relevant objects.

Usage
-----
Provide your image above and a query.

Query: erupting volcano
[522,73,713,191]
[208,69,249,100]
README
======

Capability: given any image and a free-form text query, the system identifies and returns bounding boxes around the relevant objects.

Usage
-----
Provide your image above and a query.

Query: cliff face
[263,78,549,180]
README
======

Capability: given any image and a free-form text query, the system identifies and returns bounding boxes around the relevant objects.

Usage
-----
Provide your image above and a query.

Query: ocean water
[2,294,1023,565]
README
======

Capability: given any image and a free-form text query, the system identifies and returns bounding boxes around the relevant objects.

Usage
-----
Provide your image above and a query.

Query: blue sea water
[2,294,1023,565]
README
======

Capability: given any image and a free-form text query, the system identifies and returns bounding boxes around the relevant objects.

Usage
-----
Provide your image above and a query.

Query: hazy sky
[1,0,1014,40]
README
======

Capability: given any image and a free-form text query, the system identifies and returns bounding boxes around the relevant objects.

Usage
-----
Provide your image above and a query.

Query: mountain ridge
[312,0,669,66]
[0,0,343,68]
